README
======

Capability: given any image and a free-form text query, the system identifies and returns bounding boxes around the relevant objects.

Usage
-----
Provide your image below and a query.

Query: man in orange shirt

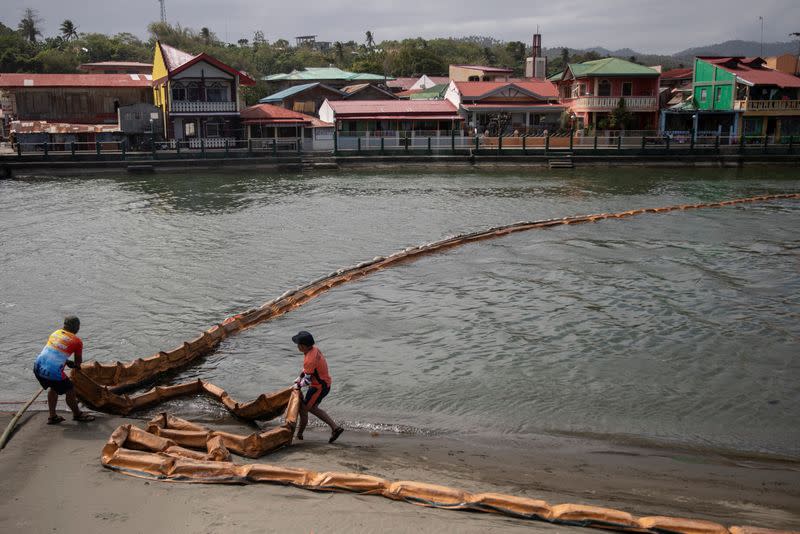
[292,331,343,443]
[33,316,95,424]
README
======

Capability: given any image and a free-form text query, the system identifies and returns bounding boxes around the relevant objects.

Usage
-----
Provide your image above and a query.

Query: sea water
[1,168,798,457]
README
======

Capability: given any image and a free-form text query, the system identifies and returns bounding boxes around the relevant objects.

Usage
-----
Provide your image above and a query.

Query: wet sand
[0,411,798,533]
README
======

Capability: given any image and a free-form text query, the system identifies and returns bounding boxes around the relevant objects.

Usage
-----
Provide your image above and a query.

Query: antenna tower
[159,0,167,23]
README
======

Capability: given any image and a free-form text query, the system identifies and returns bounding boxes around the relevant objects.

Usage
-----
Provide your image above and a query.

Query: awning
[335,115,463,121]
[242,119,309,125]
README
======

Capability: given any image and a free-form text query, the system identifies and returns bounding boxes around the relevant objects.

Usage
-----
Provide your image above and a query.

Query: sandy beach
[1,410,798,534]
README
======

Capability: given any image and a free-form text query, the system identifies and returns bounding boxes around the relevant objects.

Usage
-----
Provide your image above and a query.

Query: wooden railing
[171,101,237,113]
[733,99,800,111]
[567,96,658,111]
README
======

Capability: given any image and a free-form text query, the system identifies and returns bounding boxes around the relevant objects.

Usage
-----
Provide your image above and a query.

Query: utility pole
[759,16,764,57]
[159,0,167,24]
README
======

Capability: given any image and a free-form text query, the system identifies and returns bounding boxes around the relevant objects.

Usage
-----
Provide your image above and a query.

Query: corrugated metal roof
[264,67,391,82]
[259,82,342,103]
[454,80,559,99]
[661,68,693,80]
[700,57,800,88]
[326,100,460,118]
[240,103,319,124]
[156,42,256,85]
[159,43,196,72]
[0,73,152,88]
[567,58,660,78]
[386,77,419,89]
[79,61,153,68]
[334,114,463,121]
[11,120,120,134]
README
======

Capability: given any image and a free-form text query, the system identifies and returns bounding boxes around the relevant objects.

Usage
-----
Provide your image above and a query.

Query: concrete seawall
[2,152,799,177]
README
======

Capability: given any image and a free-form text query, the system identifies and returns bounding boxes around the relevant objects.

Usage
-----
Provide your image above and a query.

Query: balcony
[568,96,658,112]
[171,101,237,113]
[733,99,800,112]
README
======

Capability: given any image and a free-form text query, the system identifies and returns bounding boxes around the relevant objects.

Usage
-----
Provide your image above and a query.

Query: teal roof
[264,67,391,82]
[548,71,564,81]
[567,57,659,78]
[258,82,344,103]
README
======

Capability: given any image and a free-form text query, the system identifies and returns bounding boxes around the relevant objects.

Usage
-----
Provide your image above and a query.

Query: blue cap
[291,331,315,346]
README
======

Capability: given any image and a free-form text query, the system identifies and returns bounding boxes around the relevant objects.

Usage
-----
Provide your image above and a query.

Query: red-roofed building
[0,73,155,144]
[152,41,256,146]
[240,103,334,151]
[319,99,462,142]
[79,61,154,74]
[692,56,800,138]
[444,80,563,135]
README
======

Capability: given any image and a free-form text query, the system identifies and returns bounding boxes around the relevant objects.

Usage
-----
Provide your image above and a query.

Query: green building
[689,57,800,138]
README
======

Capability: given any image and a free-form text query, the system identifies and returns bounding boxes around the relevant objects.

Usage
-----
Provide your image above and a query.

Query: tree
[608,98,632,130]
[334,41,344,62]
[200,27,211,45]
[561,48,570,64]
[60,19,78,41]
[253,30,266,49]
[18,8,43,43]
[238,38,249,47]
[365,30,374,49]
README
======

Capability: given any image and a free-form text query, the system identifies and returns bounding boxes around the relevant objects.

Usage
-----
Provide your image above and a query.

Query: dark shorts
[33,368,73,395]
[303,382,330,409]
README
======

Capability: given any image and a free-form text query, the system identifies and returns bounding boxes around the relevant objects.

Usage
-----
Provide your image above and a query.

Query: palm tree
[200,27,211,45]
[18,8,43,43]
[60,19,78,41]
[334,41,344,63]
[365,31,374,49]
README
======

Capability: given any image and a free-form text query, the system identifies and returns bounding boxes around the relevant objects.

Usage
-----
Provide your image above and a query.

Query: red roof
[700,57,800,88]
[454,80,559,100]
[0,73,152,88]
[453,65,514,73]
[325,100,460,118]
[462,103,564,111]
[239,103,333,126]
[157,42,256,86]
[80,61,153,68]
[661,68,693,80]
[386,77,419,89]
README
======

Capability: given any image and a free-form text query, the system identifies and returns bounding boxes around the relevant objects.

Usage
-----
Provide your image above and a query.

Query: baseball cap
[291,331,315,346]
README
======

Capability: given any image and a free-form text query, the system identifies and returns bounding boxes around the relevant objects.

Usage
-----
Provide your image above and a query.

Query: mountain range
[542,39,799,69]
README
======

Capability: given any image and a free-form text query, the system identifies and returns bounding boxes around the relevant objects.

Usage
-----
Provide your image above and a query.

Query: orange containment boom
[100,413,796,534]
[71,193,800,413]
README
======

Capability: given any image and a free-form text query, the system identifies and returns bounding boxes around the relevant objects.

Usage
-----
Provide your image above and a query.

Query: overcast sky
[4,0,800,54]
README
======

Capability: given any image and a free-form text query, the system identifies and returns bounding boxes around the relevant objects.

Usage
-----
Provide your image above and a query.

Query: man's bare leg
[297,402,309,439]
[309,406,338,431]
[65,390,82,417]
[47,389,58,418]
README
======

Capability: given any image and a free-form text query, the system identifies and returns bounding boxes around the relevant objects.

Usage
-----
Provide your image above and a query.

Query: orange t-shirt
[303,347,331,387]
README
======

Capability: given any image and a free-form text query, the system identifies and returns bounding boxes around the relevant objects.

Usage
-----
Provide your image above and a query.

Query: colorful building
[240,103,334,151]
[444,80,562,135]
[319,99,462,135]
[551,57,661,131]
[692,56,800,138]
[259,82,345,116]
[151,41,255,146]
[0,72,154,145]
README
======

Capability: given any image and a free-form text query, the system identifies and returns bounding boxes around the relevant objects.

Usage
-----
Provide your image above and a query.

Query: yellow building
[765,54,800,75]
[151,41,255,146]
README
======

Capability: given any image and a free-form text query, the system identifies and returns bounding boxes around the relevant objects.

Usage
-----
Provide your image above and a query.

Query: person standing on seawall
[292,330,344,443]
[33,316,95,424]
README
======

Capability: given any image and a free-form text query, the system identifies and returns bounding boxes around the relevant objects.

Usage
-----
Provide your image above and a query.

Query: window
[715,87,723,103]
[598,80,611,97]
[206,118,224,137]
[622,82,632,96]
[171,84,186,101]
[187,83,201,102]
[206,83,226,102]
[700,88,708,101]
[468,76,480,82]
[184,121,196,137]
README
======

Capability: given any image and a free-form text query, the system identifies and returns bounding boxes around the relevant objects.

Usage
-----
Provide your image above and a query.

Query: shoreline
[2,151,800,178]
[2,412,798,533]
